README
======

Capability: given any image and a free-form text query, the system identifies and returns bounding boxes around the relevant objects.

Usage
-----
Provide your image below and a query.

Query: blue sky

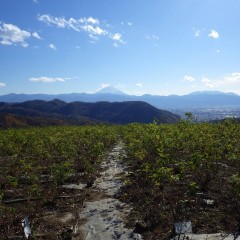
[0,0,240,96]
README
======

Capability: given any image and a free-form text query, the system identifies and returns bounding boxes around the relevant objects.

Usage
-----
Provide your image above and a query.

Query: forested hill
[0,100,180,127]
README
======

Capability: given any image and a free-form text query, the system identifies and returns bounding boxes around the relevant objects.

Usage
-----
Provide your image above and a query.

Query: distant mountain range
[0,100,180,128]
[0,89,239,109]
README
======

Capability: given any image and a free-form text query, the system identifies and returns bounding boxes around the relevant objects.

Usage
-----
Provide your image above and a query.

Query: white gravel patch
[171,233,240,239]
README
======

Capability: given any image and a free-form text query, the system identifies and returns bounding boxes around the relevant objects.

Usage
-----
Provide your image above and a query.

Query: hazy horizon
[1,87,239,97]
[1,0,240,96]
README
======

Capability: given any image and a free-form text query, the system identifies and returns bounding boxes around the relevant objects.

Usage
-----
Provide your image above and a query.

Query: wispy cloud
[0,23,31,46]
[82,24,107,36]
[233,90,240,95]
[111,33,121,41]
[146,34,159,40]
[38,15,73,28]
[183,75,195,82]
[224,72,240,84]
[48,43,56,50]
[29,77,66,83]
[87,17,99,25]
[201,72,240,89]
[201,77,217,88]
[38,14,125,45]
[38,15,106,35]
[32,32,41,39]
[33,0,38,3]
[22,43,29,48]
[136,83,143,88]
[0,82,6,87]
[208,30,219,39]
[193,29,201,37]
[111,33,125,44]
[121,21,133,26]
[89,33,99,41]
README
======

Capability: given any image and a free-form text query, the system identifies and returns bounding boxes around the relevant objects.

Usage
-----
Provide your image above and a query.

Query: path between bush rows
[77,142,142,240]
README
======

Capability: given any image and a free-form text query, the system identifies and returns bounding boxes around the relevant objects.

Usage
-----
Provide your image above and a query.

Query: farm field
[1,120,240,239]
[0,125,118,239]
[120,119,240,239]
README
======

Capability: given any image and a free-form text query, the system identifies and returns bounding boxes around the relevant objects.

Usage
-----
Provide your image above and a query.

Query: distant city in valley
[169,106,240,122]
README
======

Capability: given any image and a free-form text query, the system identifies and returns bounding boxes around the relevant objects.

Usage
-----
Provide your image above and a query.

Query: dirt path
[77,143,142,240]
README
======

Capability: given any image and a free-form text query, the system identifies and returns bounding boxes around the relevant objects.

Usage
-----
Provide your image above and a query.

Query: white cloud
[201,73,240,89]
[224,72,240,84]
[121,21,133,26]
[146,34,159,40]
[38,15,107,36]
[32,32,41,39]
[183,75,195,82]
[29,77,65,83]
[87,17,99,25]
[193,28,221,39]
[0,82,6,88]
[33,0,38,3]
[88,34,98,40]
[38,15,67,28]
[192,27,204,37]
[136,83,143,88]
[111,33,124,42]
[201,77,217,88]
[194,29,201,37]
[113,42,118,47]
[0,23,31,46]
[232,90,240,95]
[208,30,219,39]
[48,43,56,50]
[22,43,29,48]
[38,14,125,45]
[112,33,121,41]
[82,25,107,36]
[111,33,125,44]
